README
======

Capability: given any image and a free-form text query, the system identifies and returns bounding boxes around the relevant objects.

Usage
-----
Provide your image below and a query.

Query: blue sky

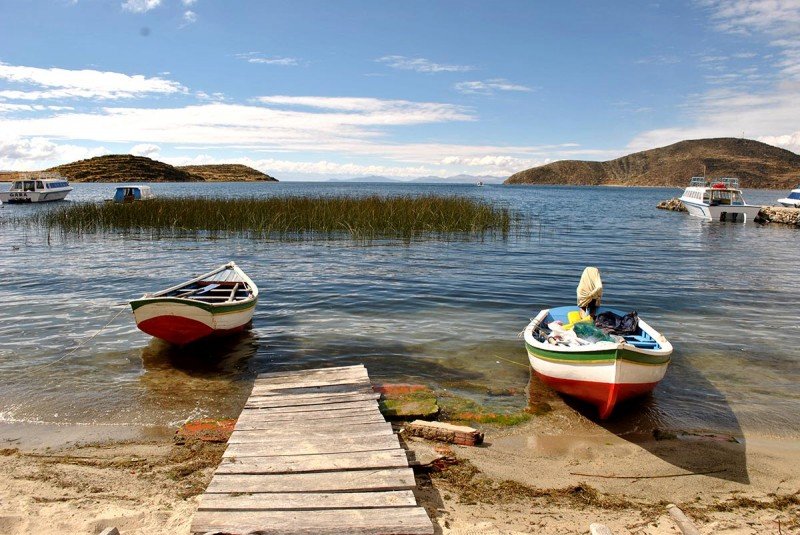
[1,0,799,180]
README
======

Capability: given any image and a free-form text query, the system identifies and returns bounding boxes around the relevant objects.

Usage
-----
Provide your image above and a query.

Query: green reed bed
[26,195,515,239]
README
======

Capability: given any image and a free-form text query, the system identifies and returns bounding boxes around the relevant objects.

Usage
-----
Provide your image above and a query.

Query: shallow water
[1,182,798,439]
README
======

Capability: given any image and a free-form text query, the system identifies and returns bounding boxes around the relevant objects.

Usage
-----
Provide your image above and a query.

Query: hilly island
[0,155,278,182]
[505,138,800,189]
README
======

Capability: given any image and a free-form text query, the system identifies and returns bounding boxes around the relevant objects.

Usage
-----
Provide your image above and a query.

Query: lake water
[1,182,798,440]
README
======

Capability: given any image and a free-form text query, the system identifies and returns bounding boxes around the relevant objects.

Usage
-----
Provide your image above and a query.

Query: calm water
[1,182,798,439]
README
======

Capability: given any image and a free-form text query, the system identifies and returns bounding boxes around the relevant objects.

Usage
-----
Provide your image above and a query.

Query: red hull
[534,372,658,419]
[138,315,245,346]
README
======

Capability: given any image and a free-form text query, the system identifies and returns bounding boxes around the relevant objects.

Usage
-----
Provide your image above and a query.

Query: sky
[1,0,799,180]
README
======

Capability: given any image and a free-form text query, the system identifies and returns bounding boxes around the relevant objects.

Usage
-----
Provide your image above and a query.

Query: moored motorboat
[0,173,72,204]
[523,306,672,418]
[678,176,760,222]
[777,185,800,208]
[130,262,258,345]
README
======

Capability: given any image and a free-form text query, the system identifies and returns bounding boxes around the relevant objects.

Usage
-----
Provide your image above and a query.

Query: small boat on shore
[0,173,72,204]
[777,185,800,208]
[678,176,761,222]
[131,262,258,346]
[523,305,672,418]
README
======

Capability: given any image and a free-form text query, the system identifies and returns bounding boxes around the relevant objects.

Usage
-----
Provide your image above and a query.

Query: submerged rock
[657,198,688,212]
[377,385,440,420]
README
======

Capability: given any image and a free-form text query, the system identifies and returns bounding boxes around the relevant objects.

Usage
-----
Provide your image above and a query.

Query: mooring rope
[10,306,129,381]
[493,354,530,369]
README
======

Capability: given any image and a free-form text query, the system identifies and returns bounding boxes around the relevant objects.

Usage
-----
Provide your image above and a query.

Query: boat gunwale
[523,306,673,360]
[132,261,259,312]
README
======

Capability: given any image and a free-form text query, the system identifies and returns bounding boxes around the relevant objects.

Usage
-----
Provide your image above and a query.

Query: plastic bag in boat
[577,267,603,309]
[595,311,639,335]
[573,322,614,343]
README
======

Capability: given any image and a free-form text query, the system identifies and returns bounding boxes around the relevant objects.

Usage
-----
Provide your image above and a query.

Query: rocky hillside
[47,155,204,182]
[505,138,800,189]
[8,154,281,182]
[178,164,277,182]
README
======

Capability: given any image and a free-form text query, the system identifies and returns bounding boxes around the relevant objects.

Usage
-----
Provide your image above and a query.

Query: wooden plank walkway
[191,364,434,535]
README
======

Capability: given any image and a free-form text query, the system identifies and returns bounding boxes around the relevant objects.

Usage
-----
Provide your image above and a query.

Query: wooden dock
[191,364,434,535]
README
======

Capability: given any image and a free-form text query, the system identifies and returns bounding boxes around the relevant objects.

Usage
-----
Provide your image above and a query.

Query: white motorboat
[777,185,800,208]
[0,173,73,204]
[678,177,761,222]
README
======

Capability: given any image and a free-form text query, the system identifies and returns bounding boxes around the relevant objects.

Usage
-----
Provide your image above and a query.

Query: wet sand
[1,403,798,535]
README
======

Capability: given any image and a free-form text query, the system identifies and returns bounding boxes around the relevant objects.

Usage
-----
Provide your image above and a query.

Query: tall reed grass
[27,195,516,239]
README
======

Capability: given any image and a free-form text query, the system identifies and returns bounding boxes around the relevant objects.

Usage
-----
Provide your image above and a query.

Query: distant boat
[112,185,155,203]
[131,262,258,346]
[0,173,72,204]
[523,305,672,419]
[777,185,800,208]
[476,181,484,187]
[678,176,761,222]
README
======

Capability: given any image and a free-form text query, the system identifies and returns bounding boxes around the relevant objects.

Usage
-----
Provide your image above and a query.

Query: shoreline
[2,400,798,534]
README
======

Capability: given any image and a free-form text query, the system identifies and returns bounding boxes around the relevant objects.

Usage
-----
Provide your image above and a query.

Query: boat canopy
[689,176,740,189]
[787,191,800,200]
[113,185,153,202]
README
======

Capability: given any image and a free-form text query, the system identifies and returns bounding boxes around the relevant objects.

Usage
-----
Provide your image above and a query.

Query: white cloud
[130,143,161,157]
[376,55,474,73]
[0,63,186,100]
[182,0,196,5]
[454,79,532,95]
[629,1,800,153]
[0,136,108,170]
[182,10,197,25]
[121,0,161,13]
[236,53,299,66]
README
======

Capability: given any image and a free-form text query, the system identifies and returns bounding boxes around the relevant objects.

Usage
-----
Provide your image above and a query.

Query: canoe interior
[161,267,253,304]
[539,305,661,351]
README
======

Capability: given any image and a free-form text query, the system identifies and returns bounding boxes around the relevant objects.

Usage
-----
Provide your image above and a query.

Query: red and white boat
[130,262,258,346]
[523,306,672,419]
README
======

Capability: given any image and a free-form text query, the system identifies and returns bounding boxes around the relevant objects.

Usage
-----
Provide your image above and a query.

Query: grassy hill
[504,138,800,189]
[0,155,278,182]
[178,164,277,182]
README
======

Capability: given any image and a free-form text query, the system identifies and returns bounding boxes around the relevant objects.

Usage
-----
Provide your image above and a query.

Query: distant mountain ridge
[0,155,278,182]
[504,138,800,189]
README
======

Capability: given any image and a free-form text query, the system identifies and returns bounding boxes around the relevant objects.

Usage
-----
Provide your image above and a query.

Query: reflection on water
[0,182,798,440]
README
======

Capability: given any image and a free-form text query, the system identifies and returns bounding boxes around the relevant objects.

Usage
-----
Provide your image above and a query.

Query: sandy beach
[2,396,798,535]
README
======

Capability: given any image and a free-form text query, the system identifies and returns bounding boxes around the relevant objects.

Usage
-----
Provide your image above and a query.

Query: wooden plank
[256,365,365,380]
[234,414,392,434]
[234,409,383,422]
[191,507,433,535]
[254,368,368,383]
[251,376,371,391]
[240,400,380,414]
[198,490,417,511]
[248,384,376,397]
[232,420,391,434]
[234,415,387,431]
[228,428,394,444]
[223,437,401,457]
[216,449,410,474]
[223,434,401,456]
[245,392,380,408]
[205,467,416,493]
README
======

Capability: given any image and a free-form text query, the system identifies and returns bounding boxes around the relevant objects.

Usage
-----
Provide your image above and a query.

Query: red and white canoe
[130,262,258,346]
[523,306,672,419]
